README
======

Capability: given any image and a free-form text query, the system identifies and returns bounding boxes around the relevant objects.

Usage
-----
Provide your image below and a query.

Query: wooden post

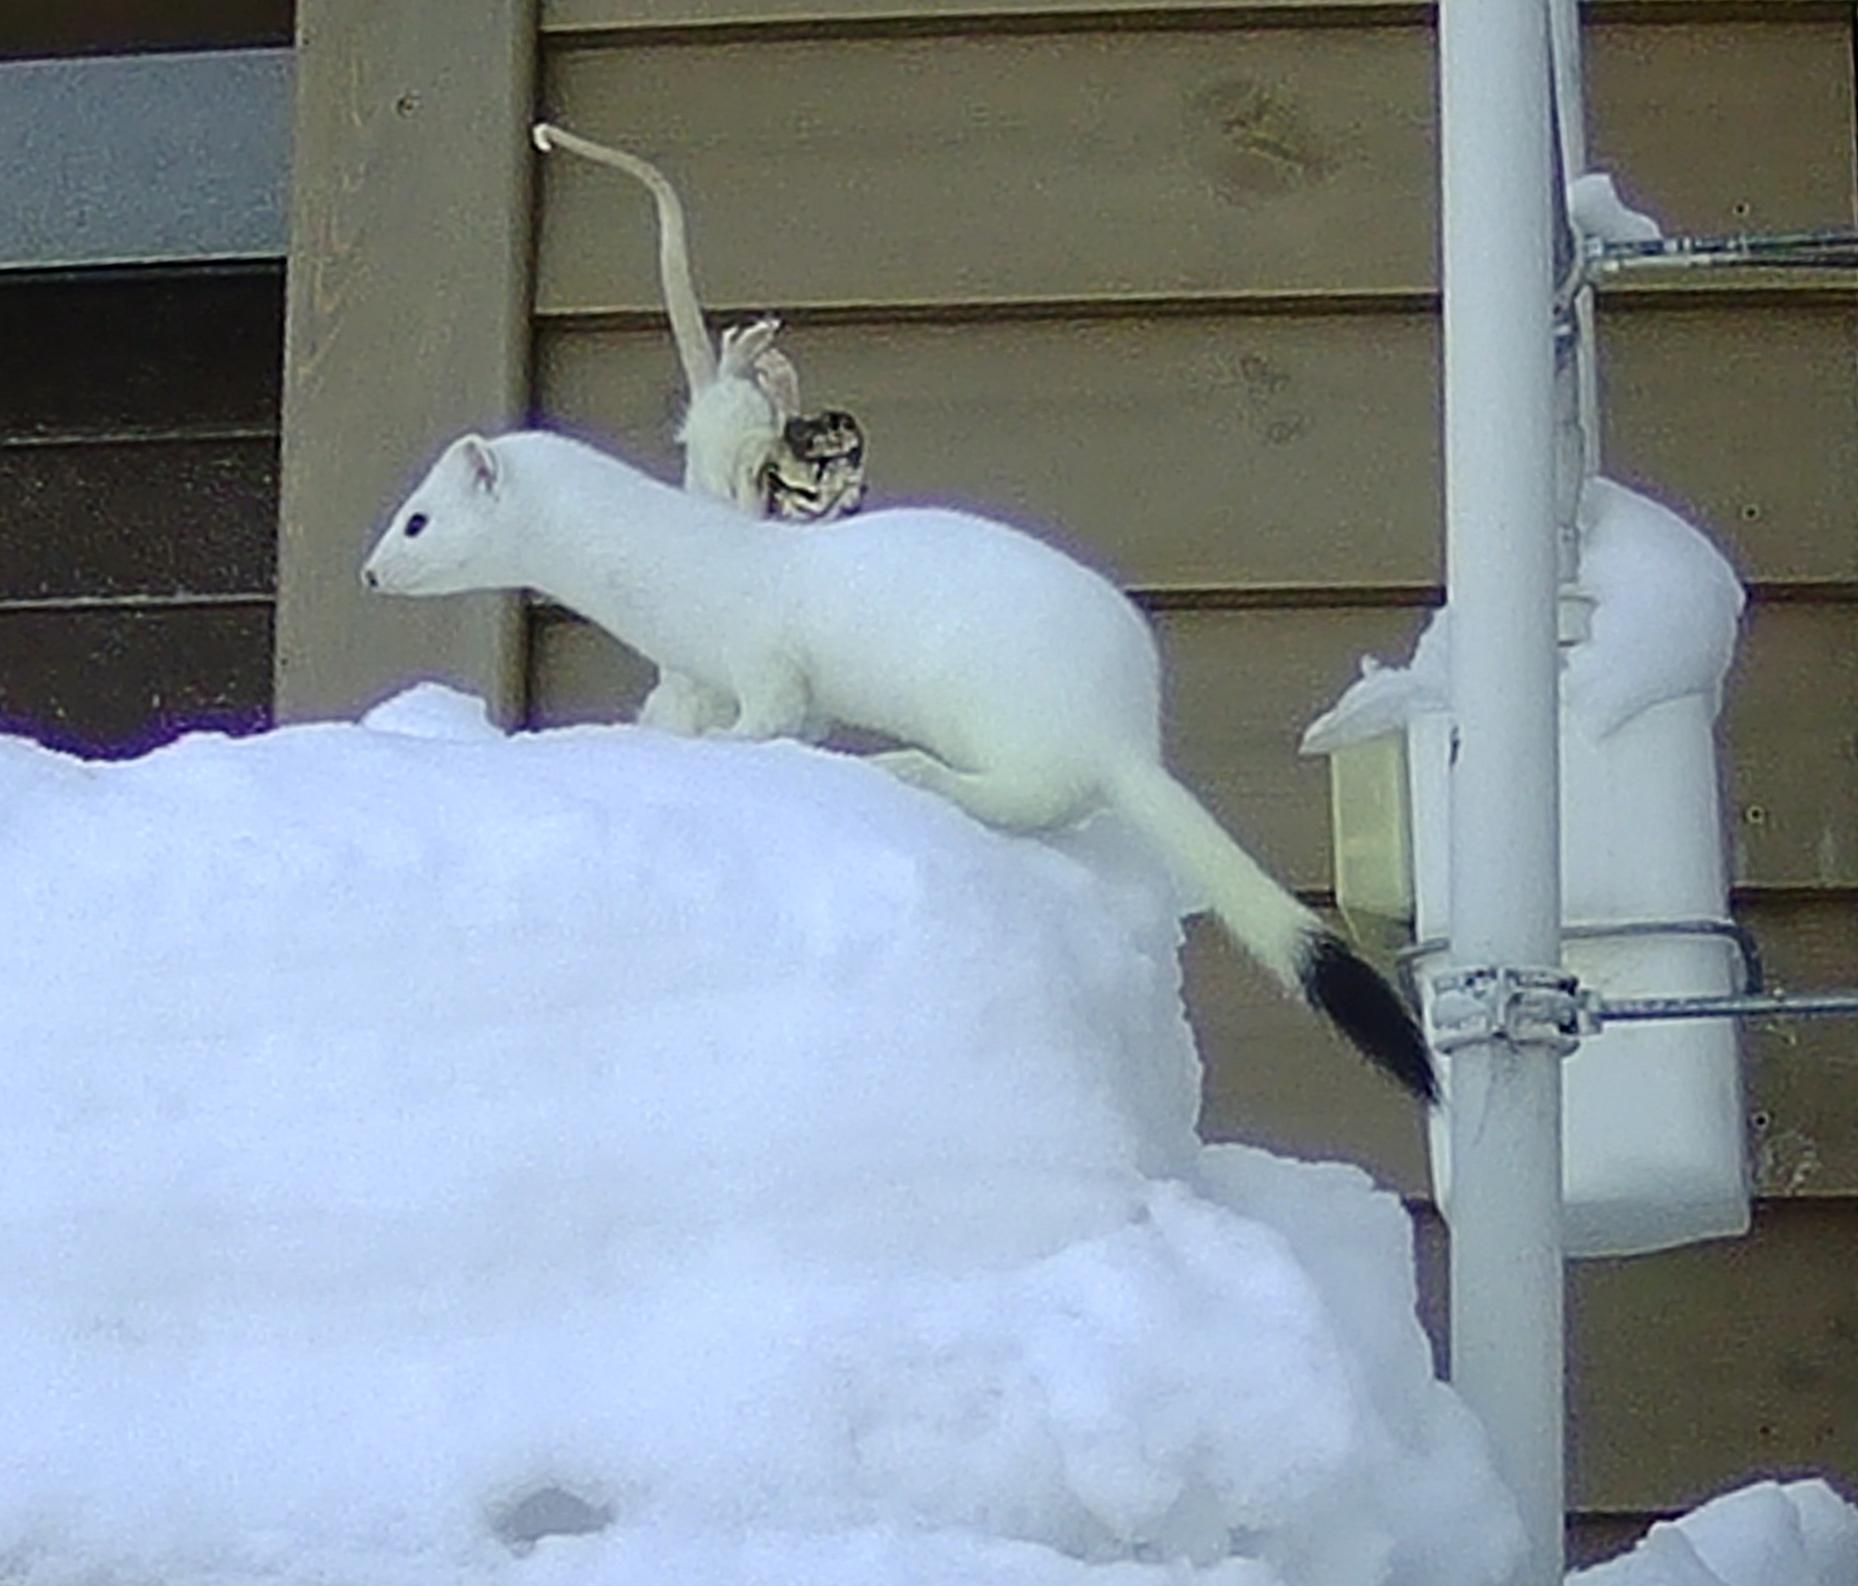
[275,0,536,723]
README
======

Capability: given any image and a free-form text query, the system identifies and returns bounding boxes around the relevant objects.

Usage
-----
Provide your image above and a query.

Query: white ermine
[531,122,865,523]
[362,431,1436,1100]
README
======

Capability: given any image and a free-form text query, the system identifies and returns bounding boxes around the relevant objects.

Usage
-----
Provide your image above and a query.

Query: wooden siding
[0,604,274,757]
[534,19,1853,313]
[0,266,281,756]
[1407,1199,1858,1513]
[525,0,1858,1542]
[529,593,1858,895]
[0,0,290,59]
[537,300,1858,593]
[544,0,1843,32]
[273,0,535,723]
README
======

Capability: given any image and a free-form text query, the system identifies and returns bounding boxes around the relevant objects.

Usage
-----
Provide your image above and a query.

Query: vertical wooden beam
[275,0,535,723]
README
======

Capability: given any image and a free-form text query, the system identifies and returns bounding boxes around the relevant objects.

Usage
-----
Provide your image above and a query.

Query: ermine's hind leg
[869,749,1084,832]
[714,664,810,741]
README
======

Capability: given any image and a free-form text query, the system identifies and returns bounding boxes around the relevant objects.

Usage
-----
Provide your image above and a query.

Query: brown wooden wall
[0,7,289,757]
[518,0,1858,1561]
[0,266,282,756]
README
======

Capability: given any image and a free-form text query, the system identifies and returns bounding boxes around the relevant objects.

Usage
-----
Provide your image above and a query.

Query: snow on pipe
[1438,2,1566,1585]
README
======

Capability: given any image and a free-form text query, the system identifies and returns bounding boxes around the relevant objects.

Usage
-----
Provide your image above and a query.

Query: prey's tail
[1104,759,1437,1103]
[532,122,718,394]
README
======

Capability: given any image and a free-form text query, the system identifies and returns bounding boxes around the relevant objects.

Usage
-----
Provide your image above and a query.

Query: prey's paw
[718,316,782,378]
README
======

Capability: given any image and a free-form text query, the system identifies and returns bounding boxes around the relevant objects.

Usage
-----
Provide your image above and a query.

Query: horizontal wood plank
[0,1,290,59]
[1158,602,1858,894]
[0,437,278,602]
[536,298,1858,590]
[1407,1198,1858,1513]
[0,266,284,441]
[535,21,1853,311]
[544,0,1838,30]
[0,604,273,757]
[528,602,1858,895]
[1563,1197,1858,1510]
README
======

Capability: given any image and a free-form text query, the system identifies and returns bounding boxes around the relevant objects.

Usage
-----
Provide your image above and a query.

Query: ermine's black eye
[405,512,429,538]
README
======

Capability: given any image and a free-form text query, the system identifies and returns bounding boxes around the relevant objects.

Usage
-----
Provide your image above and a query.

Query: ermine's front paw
[639,673,733,736]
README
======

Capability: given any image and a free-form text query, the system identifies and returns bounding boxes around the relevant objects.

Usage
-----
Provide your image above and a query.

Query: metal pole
[1548,0,1601,484]
[1439,2,1566,1583]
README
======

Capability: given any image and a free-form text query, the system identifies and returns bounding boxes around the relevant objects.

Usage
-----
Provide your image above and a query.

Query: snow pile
[1572,1479,1858,1586]
[0,687,1522,1586]
[1301,476,1744,753]
[1568,173,1662,245]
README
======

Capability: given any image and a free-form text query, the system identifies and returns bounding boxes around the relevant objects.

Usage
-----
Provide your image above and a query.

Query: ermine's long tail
[1104,758,1437,1102]
[532,122,718,394]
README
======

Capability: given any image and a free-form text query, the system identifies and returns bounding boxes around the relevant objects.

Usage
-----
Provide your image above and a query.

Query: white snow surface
[1301,476,1745,754]
[1571,1479,1858,1586]
[1568,173,1662,244]
[1,686,1528,1586]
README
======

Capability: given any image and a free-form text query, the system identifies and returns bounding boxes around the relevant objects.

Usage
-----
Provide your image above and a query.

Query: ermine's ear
[458,434,501,497]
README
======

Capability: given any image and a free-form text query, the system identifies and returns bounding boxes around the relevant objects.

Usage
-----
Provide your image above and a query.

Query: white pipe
[1550,0,1602,482]
[1439,2,1566,1584]
[1548,0,1587,184]
[1549,0,1599,644]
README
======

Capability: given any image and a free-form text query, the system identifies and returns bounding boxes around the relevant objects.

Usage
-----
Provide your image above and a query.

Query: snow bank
[0,688,1521,1586]
[1572,1479,1858,1586]
[1301,476,1744,754]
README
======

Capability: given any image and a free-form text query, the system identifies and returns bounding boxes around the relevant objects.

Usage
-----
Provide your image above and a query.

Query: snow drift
[1301,475,1745,755]
[4,686,1849,1585]
[1,686,1519,1586]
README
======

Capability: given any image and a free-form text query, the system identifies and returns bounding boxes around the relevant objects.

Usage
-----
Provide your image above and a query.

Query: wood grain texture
[274,0,535,724]
[540,0,1844,39]
[534,20,1853,311]
[0,438,278,602]
[538,299,1858,592]
[528,602,1858,894]
[0,603,272,756]
[1563,1197,1858,1510]
[0,0,290,58]
[1408,1199,1858,1513]
[0,267,282,440]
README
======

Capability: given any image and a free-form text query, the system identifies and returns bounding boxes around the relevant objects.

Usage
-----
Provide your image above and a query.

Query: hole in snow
[488,1485,615,1554]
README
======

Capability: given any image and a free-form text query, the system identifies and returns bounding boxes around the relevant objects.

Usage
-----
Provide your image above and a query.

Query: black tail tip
[1299,931,1439,1104]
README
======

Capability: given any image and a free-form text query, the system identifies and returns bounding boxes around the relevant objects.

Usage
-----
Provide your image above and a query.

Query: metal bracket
[1397,917,1762,1006]
[1410,920,1858,1042]
[1426,965,1587,1057]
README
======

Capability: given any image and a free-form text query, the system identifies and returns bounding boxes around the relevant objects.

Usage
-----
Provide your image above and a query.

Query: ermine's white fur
[532,122,865,735]
[362,432,1436,1100]
[532,123,806,511]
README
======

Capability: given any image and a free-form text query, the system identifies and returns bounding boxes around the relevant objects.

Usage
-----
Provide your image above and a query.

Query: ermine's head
[362,434,518,597]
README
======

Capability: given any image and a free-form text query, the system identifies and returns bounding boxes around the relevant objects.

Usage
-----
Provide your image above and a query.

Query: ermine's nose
[362,567,379,590]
